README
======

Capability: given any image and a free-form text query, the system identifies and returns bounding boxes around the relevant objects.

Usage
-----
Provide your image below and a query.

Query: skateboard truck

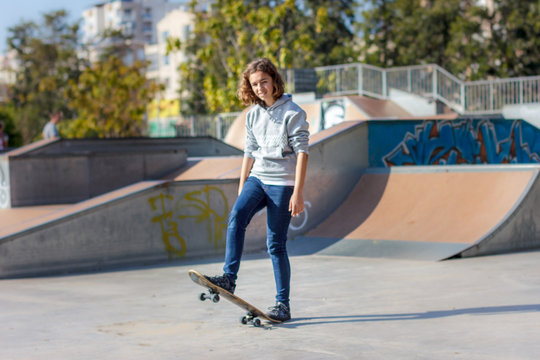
[199,290,263,327]
[240,312,262,327]
[199,289,220,303]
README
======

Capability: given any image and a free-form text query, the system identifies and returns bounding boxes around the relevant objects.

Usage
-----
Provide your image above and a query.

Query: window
[162,31,169,43]
[182,25,191,40]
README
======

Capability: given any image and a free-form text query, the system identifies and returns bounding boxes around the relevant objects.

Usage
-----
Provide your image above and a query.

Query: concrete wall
[0,122,369,278]
[28,137,242,157]
[8,149,188,206]
[0,180,243,278]
[1,137,243,208]
[291,122,369,236]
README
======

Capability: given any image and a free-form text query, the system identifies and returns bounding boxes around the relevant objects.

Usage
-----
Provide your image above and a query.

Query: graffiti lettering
[176,186,229,252]
[148,193,187,258]
[383,120,540,166]
[148,186,230,259]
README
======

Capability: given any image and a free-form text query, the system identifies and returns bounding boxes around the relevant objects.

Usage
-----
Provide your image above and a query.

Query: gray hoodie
[245,94,310,186]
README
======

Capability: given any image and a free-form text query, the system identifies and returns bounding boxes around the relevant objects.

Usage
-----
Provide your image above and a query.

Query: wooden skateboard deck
[188,269,281,326]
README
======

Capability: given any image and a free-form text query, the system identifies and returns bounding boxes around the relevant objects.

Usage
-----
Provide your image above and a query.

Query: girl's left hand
[289,191,305,217]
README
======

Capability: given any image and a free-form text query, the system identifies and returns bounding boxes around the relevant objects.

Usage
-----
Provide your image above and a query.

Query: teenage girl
[204,58,309,321]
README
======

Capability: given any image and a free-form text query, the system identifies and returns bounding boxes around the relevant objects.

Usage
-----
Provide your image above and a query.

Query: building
[81,0,186,62]
[146,7,195,136]
[80,0,213,137]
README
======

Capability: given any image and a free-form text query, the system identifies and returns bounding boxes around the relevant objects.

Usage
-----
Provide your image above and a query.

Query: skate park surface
[2,109,540,357]
[1,250,539,359]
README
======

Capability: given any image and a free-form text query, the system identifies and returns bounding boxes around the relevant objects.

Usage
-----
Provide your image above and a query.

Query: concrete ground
[1,250,540,360]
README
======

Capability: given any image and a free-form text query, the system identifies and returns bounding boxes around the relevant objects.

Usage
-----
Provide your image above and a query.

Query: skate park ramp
[291,165,540,260]
[3,118,540,277]
[0,121,367,278]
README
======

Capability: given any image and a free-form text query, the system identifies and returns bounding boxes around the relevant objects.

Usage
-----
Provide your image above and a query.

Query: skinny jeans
[223,176,293,307]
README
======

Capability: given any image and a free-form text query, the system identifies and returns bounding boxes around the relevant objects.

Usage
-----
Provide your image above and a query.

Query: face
[52,113,63,123]
[249,71,275,107]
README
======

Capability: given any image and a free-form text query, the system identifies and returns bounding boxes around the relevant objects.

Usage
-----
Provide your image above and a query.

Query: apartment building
[82,0,186,62]
[146,8,195,136]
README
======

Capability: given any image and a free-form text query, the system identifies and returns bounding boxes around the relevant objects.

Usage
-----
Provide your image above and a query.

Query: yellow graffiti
[148,193,187,258]
[148,186,230,258]
[177,185,229,252]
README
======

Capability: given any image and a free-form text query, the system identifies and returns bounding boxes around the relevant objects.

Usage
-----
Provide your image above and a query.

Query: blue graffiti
[383,120,540,166]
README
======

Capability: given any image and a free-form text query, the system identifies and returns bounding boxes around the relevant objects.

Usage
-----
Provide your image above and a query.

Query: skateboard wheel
[253,318,261,327]
[212,294,220,303]
[199,293,207,301]
[240,316,249,325]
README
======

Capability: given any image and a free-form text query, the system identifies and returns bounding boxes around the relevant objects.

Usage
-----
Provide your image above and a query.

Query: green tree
[170,0,358,115]
[359,0,540,79]
[481,0,540,77]
[358,0,399,66]
[0,105,22,148]
[7,10,84,143]
[359,0,483,69]
[63,56,162,138]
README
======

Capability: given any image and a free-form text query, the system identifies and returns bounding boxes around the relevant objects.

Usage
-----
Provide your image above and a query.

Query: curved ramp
[0,122,369,278]
[299,166,540,260]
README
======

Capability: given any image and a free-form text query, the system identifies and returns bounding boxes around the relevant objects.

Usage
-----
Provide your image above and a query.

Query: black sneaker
[266,302,291,322]
[204,274,236,294]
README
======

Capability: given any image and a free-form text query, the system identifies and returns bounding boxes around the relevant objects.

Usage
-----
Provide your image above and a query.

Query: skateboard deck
[188,269,281,326]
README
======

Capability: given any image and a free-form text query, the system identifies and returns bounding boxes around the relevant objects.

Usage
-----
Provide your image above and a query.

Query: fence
[289,63,540,115]
[155,63,540,140]
[172,112,240,140]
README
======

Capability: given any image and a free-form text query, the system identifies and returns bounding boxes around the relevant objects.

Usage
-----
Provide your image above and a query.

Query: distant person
[43,112,62,139]
[0,121,8,150]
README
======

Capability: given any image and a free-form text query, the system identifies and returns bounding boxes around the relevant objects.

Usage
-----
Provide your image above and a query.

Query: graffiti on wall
[175,186,229,253]
[382,119,540,166]
[148,185,229,259]
[148,193,187,258]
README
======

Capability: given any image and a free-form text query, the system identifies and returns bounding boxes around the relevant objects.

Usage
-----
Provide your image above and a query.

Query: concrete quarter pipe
[299,165,540,260]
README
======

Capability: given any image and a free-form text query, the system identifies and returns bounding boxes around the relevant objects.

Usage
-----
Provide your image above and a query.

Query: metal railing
[171,112,240,140]
[291,63,540,115]
[163,63,540,140]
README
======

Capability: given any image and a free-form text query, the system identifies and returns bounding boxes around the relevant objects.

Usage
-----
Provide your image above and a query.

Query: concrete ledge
[0,179,256,278]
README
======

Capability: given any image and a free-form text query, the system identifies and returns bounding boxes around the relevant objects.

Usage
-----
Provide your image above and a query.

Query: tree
[359,0,482,69]
[63,56,162,138]
[0,105,22,148]
[301,0,359,67]
[7,10,84,143]
[481,0,540,77]
[358,0,540,79]
[169,0,358,115]
[358,0,400,66]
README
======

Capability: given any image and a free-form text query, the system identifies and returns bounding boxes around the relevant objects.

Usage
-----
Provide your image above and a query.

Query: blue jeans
[223,177,293,307]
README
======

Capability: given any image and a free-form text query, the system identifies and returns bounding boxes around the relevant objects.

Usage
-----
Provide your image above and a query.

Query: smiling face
[249,71,275,107]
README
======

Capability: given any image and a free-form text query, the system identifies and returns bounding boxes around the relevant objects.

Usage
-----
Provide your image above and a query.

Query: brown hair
[237,58,285,107]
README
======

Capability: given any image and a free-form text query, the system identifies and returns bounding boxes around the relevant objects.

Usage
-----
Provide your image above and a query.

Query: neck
[264,97,276,107]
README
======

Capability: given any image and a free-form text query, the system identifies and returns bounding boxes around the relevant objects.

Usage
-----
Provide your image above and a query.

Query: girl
[204,58,309,322]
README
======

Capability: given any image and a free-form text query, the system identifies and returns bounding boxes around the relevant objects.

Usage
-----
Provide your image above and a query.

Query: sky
[0,0,97,53]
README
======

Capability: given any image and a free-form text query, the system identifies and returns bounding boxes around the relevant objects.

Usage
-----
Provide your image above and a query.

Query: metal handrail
[301,62,540,115]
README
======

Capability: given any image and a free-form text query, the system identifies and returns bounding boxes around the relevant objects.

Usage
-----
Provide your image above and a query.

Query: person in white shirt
[42,112,62,139]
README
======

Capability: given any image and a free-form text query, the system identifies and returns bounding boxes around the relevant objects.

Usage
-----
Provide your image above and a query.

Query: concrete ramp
[0,121,369,278]
[299,166,540,260]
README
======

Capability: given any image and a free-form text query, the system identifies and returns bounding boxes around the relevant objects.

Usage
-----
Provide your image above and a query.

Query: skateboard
[188,269,281,327]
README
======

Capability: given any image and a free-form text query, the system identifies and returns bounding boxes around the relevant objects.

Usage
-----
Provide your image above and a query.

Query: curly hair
[237,58,285,107]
